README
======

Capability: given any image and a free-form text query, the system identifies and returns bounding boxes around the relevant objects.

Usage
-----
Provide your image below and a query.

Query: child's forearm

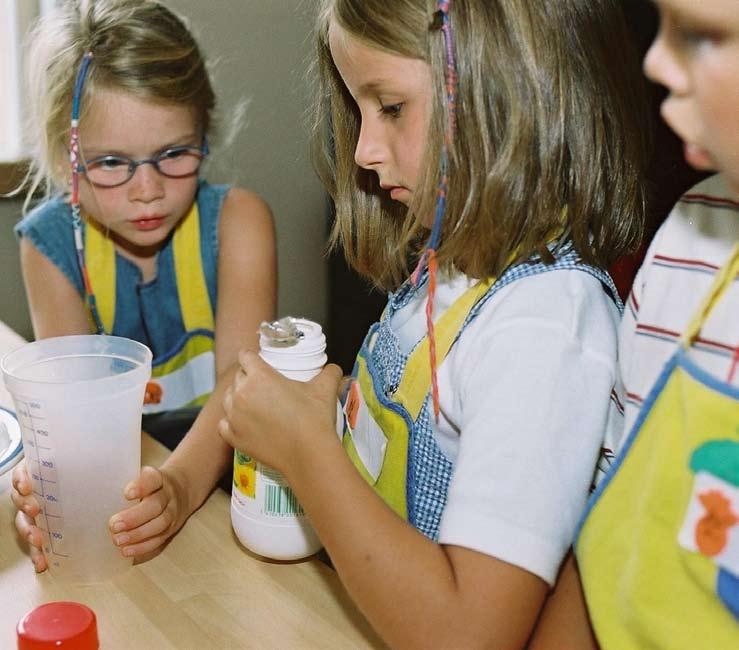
[160,365,237,525]
[286,433,547,650]
[527,553,598,650]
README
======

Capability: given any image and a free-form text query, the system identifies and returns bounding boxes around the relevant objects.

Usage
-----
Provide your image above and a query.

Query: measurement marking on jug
[17,396,64,558]
[31,477,56,486]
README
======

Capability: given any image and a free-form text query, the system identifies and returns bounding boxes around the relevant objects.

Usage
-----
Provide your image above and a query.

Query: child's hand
[10,460,47,572]
[108,466,187,561]
[219,350,343,476]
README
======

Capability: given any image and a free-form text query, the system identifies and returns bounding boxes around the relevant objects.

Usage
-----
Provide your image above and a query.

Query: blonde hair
[313,0,650,291]
[24,0,215,207]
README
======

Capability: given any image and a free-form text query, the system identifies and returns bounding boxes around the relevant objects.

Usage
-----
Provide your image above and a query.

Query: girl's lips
[389,187,412,202]
[379,182,410,203]
[131,216,165,231]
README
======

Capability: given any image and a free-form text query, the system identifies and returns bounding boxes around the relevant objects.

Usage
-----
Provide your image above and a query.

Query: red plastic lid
[17,601,99,649]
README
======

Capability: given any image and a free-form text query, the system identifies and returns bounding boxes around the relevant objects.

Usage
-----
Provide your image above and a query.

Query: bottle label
[260,464,306,516]
[233,451,305,517]
[233,450,257,498]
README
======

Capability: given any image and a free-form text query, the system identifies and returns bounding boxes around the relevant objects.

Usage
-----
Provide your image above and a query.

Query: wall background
[0,0,707,370]
[0,0,329,342]
[0,195,30,338]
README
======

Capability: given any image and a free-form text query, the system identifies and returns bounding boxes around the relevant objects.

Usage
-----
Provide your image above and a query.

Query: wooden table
[0,325,385,649]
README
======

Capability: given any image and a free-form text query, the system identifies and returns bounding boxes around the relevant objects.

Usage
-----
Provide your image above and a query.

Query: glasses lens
[85,156,133,187]
[157,148,203,178]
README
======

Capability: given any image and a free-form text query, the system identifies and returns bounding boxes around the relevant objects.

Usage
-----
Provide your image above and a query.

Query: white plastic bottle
[230,317,326,560]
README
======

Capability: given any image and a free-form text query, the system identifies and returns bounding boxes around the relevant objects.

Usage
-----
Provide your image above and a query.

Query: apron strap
[84,218,116,334]
[83,201,215,335]
[680,243,739,347]
[391,226,573,418]
[394,276,496,418]
[173,202,215,332]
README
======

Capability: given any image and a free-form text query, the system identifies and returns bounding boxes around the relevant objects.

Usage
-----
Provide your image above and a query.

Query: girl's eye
[671,19,722,48]
[379,102,403,118]
[91,156,130,171]
[676,28,709,46]
[160,147,189,160]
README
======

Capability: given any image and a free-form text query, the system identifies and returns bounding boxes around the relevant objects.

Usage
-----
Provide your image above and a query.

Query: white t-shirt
[619,174,739,440]
[389,265,623,585]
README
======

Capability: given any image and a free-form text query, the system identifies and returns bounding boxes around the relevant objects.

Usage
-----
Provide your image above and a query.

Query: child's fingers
[11,461,31,496]
[314,363,343,396]
[233,368,247,392]
[10,486,40,519]
[15,509,39,543]
[122,465,164,501]
[113,510,173,550]
[237,348,259,371]
[118,532,172,560]
[15,510,47,572]
[217,417,235,447]
[223,385,234,415]
[108,485,168,533]
[29,543,47,572]
[23,516,44,551]
[11,461,37,510]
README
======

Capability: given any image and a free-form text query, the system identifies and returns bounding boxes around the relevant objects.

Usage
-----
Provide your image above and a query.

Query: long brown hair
[312,0,649,291]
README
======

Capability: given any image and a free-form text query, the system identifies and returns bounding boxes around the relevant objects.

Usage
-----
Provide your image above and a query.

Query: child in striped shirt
[574,1,739,648]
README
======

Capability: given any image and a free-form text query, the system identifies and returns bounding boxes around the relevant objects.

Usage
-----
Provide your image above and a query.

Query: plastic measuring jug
[1,335,151,583]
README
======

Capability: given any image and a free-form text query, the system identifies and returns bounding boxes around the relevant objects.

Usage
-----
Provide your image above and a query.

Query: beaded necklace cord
[410,0,458,421]
[69,51,105,334]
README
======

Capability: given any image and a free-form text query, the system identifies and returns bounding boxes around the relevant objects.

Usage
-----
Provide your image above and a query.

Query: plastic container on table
[1,335,151,583]
[231,318,326,560]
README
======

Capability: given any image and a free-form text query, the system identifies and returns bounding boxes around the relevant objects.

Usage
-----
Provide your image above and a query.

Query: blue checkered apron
[348,244,622,540]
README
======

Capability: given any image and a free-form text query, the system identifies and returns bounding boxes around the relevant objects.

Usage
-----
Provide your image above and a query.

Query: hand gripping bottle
[230,317,325,560]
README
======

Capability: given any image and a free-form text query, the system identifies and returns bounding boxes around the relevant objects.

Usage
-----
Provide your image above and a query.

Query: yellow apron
[342,277,495,525]
[84,202,216,413]
[577,245,739,648]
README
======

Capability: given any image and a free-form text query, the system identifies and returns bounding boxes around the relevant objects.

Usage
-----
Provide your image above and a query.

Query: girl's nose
[128,162,165,202]
[354,117,384,171]
[643,31,688,96]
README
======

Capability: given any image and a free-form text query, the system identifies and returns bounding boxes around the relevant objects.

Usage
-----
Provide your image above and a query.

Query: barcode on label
[264,484,304,516]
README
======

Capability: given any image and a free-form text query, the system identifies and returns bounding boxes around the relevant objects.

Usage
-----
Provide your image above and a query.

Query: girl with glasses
[11,0,276,573]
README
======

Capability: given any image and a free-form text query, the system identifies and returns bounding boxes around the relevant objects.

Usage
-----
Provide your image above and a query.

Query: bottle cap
[17,601,99,649]
[259,317,327,372]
